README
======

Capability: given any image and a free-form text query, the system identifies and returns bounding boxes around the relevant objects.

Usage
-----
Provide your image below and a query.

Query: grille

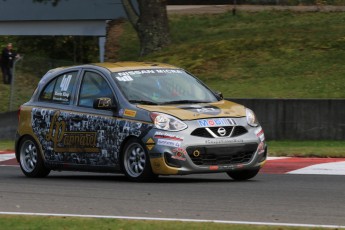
[186,143,257,166]
[191,126,247,138]
[232,126,248,137]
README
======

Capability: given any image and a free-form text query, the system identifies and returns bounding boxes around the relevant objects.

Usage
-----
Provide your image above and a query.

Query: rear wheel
[121,139,156,182]
[18,137,50,178]
[227,168,260,181]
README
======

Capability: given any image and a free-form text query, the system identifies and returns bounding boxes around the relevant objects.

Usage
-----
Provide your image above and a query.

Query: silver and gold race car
[15,62,267,182]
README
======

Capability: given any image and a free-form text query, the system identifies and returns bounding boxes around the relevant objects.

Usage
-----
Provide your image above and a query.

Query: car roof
[45,62,179,75]
[93,61,178,72]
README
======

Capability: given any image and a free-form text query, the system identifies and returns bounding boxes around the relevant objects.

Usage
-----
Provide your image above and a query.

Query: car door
[33,70,79,165]
[66,70,120,169]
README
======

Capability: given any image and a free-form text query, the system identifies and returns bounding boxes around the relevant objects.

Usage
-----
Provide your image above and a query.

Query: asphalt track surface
[1,159,345,227]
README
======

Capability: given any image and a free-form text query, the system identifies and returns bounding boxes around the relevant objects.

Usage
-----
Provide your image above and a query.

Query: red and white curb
[1,152,345,175]
[0,151,16,166]
[261,157,345,175]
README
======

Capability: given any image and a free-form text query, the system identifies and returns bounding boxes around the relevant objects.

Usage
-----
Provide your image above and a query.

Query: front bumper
[150,143,267,175]
[144,118,267,175]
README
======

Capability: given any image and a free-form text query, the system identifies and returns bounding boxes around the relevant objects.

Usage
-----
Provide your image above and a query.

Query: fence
[0,56,77,113]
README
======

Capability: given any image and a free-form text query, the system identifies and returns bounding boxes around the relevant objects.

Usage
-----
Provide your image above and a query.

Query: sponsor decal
[255,128,265,142]
[53,91,70,102]
[218,165,236,170]
[123,109,137,117]
[97,98,112,108]
[172,147,188,156]
[118,70,155,76]
[171,148,187,161]
[146,138,155,151]
[205,139,244,144]
[157,139,181,148]
[154,132,184,141]
[116,69,183,79]
[116,75,133,82]
[60,74,72,91]
[197,118,235,127]
[155,69,183,74]
[179,104,221,116]
[52,74,73,102]
[45,111,98,152]
[31,108,152,166]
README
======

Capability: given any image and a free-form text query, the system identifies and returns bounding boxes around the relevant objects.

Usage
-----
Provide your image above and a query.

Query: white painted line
[0,212,344,229]
[0,153,15,162]
[288,161,345,175]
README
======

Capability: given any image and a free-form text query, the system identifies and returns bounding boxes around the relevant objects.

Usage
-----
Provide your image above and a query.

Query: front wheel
[227,168,260,181]
[121,138,156,182]
[18,136,50,178]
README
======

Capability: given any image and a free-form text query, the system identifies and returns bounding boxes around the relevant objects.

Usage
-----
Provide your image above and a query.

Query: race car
[16,62,267,182]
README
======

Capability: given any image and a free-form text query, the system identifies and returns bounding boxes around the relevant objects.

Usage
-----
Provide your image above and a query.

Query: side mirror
[215,91,223,100]
[93,98,116,110]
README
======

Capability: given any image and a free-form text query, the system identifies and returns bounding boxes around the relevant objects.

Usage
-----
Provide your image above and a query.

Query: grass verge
[0,215,337,230]
[0,140,15,151]
[268,140,345,157]
[118,11,345,99]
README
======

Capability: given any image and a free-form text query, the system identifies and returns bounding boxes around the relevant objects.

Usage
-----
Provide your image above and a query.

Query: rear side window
[39,71,78,104]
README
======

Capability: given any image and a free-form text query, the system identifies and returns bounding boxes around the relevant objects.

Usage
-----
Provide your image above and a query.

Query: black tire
[121,138,156,182]
[227,168,260,181]
[18,136,50,178]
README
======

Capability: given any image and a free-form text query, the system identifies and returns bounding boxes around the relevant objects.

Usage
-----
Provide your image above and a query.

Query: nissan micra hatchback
[16,62,267,182]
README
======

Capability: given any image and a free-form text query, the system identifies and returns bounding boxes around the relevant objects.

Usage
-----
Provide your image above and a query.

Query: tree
[122,0,171,56]
[33,0,171,56]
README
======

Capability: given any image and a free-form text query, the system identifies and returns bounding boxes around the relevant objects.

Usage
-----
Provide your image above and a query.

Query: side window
[39,71,77,104]
[78,71,114,108]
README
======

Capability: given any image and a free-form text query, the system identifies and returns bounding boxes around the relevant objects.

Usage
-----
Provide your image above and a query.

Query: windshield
[112,69,219,105]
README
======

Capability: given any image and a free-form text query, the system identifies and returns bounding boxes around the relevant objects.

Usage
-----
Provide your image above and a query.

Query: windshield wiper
[128,100,159,105]
[162,100,211,105]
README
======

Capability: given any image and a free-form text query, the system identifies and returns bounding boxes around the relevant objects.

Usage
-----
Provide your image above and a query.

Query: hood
[137,100,246,120]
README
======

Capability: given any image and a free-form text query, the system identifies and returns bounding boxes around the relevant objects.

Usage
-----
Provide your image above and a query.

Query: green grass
[0,140,15,151]
[0,215,337,230]
[0,70,39,112]
[269,140,345,157]
[1,140,344,157]
[118,11,345,99]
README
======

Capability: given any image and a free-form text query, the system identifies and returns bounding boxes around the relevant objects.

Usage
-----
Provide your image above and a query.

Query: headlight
[246,108,259,127]
[150,112,187,131]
